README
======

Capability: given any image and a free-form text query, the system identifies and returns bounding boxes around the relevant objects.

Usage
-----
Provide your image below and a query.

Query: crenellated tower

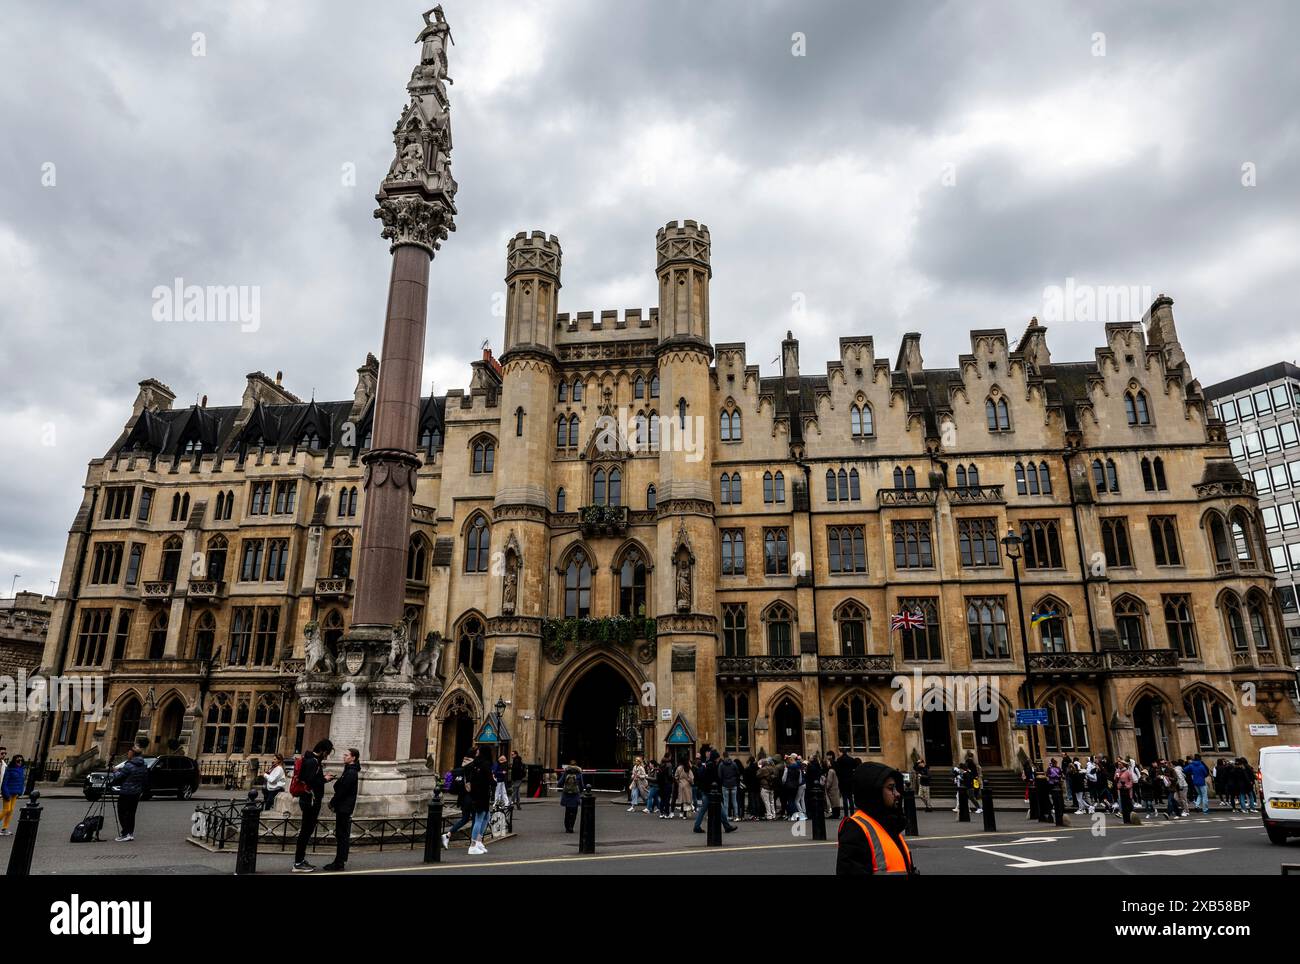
[485,232,564,762]
[653,220,721,748]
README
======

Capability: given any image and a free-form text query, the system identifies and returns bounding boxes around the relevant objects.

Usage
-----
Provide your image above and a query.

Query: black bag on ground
[71,814,104,843]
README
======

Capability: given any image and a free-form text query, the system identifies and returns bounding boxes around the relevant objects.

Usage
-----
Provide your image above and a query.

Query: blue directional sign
[1015,709,1049,726]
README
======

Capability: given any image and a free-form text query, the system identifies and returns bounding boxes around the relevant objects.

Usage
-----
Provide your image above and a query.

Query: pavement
[2,791,1295,875]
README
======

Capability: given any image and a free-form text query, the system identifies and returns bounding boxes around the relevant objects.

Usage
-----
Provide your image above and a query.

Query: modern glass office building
[1205,361,1300,667]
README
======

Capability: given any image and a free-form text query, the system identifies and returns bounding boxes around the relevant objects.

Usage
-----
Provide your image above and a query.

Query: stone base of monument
[351,760,438,818]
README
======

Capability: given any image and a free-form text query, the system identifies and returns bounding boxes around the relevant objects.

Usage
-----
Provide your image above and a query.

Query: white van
[1259,745,1300,845]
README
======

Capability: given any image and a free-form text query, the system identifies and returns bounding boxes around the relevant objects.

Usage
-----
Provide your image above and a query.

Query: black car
[83,755,200,801]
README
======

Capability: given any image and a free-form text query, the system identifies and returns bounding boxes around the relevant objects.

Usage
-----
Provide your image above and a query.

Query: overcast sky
[2,0,1298,597]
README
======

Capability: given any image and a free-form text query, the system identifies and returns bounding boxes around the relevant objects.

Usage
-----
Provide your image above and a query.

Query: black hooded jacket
[836,763,916,876]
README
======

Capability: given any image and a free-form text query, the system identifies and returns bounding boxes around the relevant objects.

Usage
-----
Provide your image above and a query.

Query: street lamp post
[1001,526,1041,765]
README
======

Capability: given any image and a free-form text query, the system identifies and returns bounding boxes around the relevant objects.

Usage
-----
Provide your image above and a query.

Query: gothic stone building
[1,592,52,757]
[36,221,1300,784]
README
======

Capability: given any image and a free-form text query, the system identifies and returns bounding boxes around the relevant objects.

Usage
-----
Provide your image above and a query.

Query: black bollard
[234,790,261,876]
[706,784,723,846]
[957,782,971,822]
[1052,786,1066,827]
[578,786,596,854]
[981,783,997,832]
[902,787,920,837]
[5,791,42,877]
[1035,776,1053,823]
[808,780,827,841]
[424,788,443,863]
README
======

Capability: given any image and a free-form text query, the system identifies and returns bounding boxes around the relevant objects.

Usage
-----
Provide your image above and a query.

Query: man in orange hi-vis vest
[836,762,918,875]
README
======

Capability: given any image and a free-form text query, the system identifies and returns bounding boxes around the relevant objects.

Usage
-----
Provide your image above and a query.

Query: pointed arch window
[568,414,580,448]
[1125,388,1151,425]
[649,373,660,398]
[564,550,592,618]
[837,602,867,656]
[159,536,182,582]
[571,378,583,402]
[1247,591,1273,652]
[677,397,687,429]
[1184,691,1231,752]
[471,437,496,474]
[330,532,352,579]
[722,603,747,655]
[826,469,837,501]
[648,411,660,447]
[206,534,228,581]
[836,694,881,752]
[634,374,645,399]
[457,614,486,674]
[1114,596,1147,650]
[203,693,233,754]
[850,403,873,438]
[193,610,216,662]
[724,693,751,752]
[1043,692,1090,752]
[556,416,567,448]
[406,535,428,583]
[1223,593,1249,650]
[1034,599,1067,653]
[849,468,860,500]
[1163,594,1198,659]
[720,408,741,442]
[148,610,168,660]
[464,515,490,573]
[558,380,568,402]
[555,487,566,513]
[765,603,794,656]
[646,484,656,511]
[986,396,1010,431]
[618,548,647,616]
[515,407,525,437]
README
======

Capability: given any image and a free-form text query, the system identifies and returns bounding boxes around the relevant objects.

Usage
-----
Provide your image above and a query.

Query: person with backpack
[559,759,584,832]
[322,748,360,872]
[441,754,476,848]
[292,739,334,872]
[110,748,149,843]
[1,752,25,835]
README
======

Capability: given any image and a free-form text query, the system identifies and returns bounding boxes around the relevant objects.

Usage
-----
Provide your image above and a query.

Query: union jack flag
[890,610,926,632]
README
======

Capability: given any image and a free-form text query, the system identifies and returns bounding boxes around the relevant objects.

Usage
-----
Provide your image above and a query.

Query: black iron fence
[189,795,512,852]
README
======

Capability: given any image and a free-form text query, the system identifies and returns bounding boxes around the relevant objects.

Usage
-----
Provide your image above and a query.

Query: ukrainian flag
[1031,610,1058,626]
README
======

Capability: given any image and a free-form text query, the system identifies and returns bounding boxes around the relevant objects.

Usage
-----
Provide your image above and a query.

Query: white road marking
[965,839,1220,869]
[1120,835,1219,845]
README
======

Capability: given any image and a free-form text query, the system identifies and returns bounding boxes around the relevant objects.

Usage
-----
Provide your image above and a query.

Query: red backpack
[289,756,311,798]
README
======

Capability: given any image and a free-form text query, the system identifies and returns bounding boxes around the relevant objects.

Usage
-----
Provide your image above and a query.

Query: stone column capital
[374,194,455,256]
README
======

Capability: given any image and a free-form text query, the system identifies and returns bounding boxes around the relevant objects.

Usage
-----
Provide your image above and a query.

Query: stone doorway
[556,662,638,772]
[773,698,803,757]
[1133,695,1170,764]
[922,710,954,767]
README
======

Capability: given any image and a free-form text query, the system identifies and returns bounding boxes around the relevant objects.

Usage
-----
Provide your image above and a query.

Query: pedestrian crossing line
[327,839,840,875]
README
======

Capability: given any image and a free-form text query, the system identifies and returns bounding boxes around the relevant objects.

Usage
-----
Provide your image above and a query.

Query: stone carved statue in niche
[502,554,518,615]
[675,551,692,613]
[390,133,425,180]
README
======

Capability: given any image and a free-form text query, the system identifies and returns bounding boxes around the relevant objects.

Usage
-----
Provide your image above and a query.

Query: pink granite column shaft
[351,243,431,628]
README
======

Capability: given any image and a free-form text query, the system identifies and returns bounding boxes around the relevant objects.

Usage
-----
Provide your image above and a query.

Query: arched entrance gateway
[556,662,641,775]
[1133,693,1172,764]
